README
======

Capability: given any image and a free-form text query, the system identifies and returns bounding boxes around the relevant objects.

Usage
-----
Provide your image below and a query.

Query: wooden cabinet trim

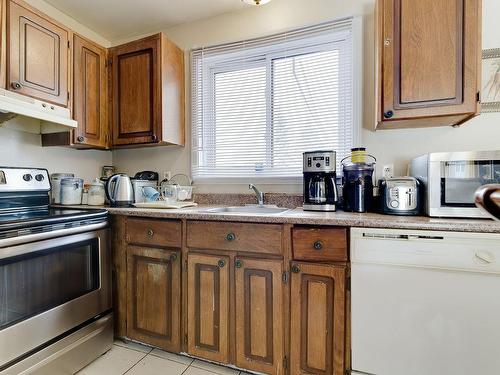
[7,0,70,107]
[187,253,230,363]
[293,227,348,262]
[235,258,284,374]
[72,33,107,148]
[187,221,283,254]
[126,246,181,351]
[290,263,346,375]
[126,217,182,248]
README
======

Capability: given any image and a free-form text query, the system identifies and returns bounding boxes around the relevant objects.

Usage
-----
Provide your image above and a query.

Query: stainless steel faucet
[249,184,264,205]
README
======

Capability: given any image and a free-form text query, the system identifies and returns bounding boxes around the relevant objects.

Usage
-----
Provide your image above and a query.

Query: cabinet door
[7,0,69,107]
[187,253,230,363]
[379,0,480,122]
[235,258,284,374]
[73,34,107,148]
[111,35,160,146]
[126,246,181,352]
[290,263,346,375]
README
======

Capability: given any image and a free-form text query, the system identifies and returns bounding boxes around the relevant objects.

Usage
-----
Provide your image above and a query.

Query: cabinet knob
[218,259,226,268]
[235,259,242,268]
[313,240,324,250]
[226,232,236,242]
[147,229,154,237]
[77,136,84,143]
[152,135,158,142]
[383,110,394,119]
[170,253,178,262]
[11,81,22,90]
[291,264,301,273]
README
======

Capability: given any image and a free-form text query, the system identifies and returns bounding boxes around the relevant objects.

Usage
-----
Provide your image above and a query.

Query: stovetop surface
[0,208,108,232]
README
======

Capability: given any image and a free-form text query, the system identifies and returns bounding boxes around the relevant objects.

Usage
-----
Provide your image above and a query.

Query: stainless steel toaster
[379,177,422,215]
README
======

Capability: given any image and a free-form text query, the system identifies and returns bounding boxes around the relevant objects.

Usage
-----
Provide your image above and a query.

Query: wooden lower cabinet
[290,262,346,375]
[126,246,181,352]
[187,253,230,364]
[235,258,284,374]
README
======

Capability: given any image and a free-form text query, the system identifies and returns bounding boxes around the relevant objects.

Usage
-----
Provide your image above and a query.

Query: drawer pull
[147,229,154,237]
[291,264,301,273]
[313,240,324,250]
[11,81,22,90]
[235,259,242,268]
[218,259,226,268]
[170,253,178,262]
[226,232,236,242]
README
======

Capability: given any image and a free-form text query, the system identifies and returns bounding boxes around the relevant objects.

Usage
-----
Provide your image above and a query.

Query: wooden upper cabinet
[126,246,181,352]
[187,253,230,364]
[290,263,346,375]
[110,33,184,147]
[376,0,481,129]
[7,0,69,107]
[235,258,284,375]
[72,34,107,148]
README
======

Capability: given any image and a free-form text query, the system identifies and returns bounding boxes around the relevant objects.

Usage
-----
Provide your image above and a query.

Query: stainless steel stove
[0,167,112,375]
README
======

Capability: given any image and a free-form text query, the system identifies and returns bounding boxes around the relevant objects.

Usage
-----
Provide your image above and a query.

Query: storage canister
[50,173,74,204]
[60,178,84,205]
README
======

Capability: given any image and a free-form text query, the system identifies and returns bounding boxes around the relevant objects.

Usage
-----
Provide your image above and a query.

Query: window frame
[192,17,363,184]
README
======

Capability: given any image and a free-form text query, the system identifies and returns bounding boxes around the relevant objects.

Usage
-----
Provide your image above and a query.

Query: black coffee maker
[303,151,338,211]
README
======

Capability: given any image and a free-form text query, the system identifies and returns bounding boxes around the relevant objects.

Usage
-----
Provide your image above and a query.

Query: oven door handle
[0,222,108,256]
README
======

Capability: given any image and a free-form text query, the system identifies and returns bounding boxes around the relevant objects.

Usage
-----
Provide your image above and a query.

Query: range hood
[0,88,77,133]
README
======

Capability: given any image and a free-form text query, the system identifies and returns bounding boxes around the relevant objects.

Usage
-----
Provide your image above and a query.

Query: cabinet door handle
[11,81,22,90]
[147,229,154,237]
[313,240,324,250]
[152,135,158,142]
[291,264,301,273]
[170,253,178,262]
[218,259,226,268]
[226,232,236,242]
[383,110,394,119]
[77,136,85,143]
[235,259,242,268]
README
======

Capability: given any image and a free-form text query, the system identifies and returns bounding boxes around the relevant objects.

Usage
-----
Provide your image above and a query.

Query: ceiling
[44,0,251,42]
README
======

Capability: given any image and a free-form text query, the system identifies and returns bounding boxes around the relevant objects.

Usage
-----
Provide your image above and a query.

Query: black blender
[341,148,376,212]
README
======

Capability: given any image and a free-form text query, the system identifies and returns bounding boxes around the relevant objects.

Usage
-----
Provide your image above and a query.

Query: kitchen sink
[204,205,291,215]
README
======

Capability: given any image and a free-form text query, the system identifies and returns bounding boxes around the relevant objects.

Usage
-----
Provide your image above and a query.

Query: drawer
[293,227,347,262]
[187,221,282,254]
[126,217,182,248]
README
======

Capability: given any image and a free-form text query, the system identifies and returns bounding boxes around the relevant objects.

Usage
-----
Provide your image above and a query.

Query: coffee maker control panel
[303,151,336,172]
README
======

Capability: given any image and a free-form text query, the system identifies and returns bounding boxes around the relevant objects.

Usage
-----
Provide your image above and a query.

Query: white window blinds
[191,17,358,180]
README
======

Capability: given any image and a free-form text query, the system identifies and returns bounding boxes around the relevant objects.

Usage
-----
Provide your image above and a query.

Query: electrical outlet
[163,171,171,180]
[383,164,394,179]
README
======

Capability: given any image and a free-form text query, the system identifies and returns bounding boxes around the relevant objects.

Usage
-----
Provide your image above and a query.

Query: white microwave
[410,150,500,218]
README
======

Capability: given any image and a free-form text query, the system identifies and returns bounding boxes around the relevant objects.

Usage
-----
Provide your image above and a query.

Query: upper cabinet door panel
[7,0,69,107]
[73,34,107,148]
[398,0,462,105]
[111,36,160,146]
[379,0,480,124]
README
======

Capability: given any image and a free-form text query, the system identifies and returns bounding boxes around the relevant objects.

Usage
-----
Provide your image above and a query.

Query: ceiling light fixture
[242,0,272,5]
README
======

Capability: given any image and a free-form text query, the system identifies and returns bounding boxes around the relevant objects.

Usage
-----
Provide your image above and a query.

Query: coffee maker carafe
[303,151,338,211]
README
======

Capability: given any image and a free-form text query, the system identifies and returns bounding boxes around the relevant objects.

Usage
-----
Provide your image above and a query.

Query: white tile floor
[77,340,252,375]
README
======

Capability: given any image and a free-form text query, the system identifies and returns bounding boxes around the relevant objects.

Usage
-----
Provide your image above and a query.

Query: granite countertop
[69,204,500,234]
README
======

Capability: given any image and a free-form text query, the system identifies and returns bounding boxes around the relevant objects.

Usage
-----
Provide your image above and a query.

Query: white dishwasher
[350,227,500,375]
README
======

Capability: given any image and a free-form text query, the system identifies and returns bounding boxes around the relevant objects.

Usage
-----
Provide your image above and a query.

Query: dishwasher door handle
[475,251,495,264]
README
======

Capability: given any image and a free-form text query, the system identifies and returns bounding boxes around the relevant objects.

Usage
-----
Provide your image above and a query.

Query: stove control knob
[35,174,45,182]
[23,174,33,181]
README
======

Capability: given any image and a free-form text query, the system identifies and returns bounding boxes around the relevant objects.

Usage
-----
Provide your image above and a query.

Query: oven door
[0,228,111,370]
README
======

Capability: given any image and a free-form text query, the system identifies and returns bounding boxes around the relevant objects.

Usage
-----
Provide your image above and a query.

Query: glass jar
[87,178,105,206]
[60,178,84,205]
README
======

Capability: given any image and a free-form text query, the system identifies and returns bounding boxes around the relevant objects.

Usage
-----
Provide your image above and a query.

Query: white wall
[113,0,500,193]
[0,0,112,181]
